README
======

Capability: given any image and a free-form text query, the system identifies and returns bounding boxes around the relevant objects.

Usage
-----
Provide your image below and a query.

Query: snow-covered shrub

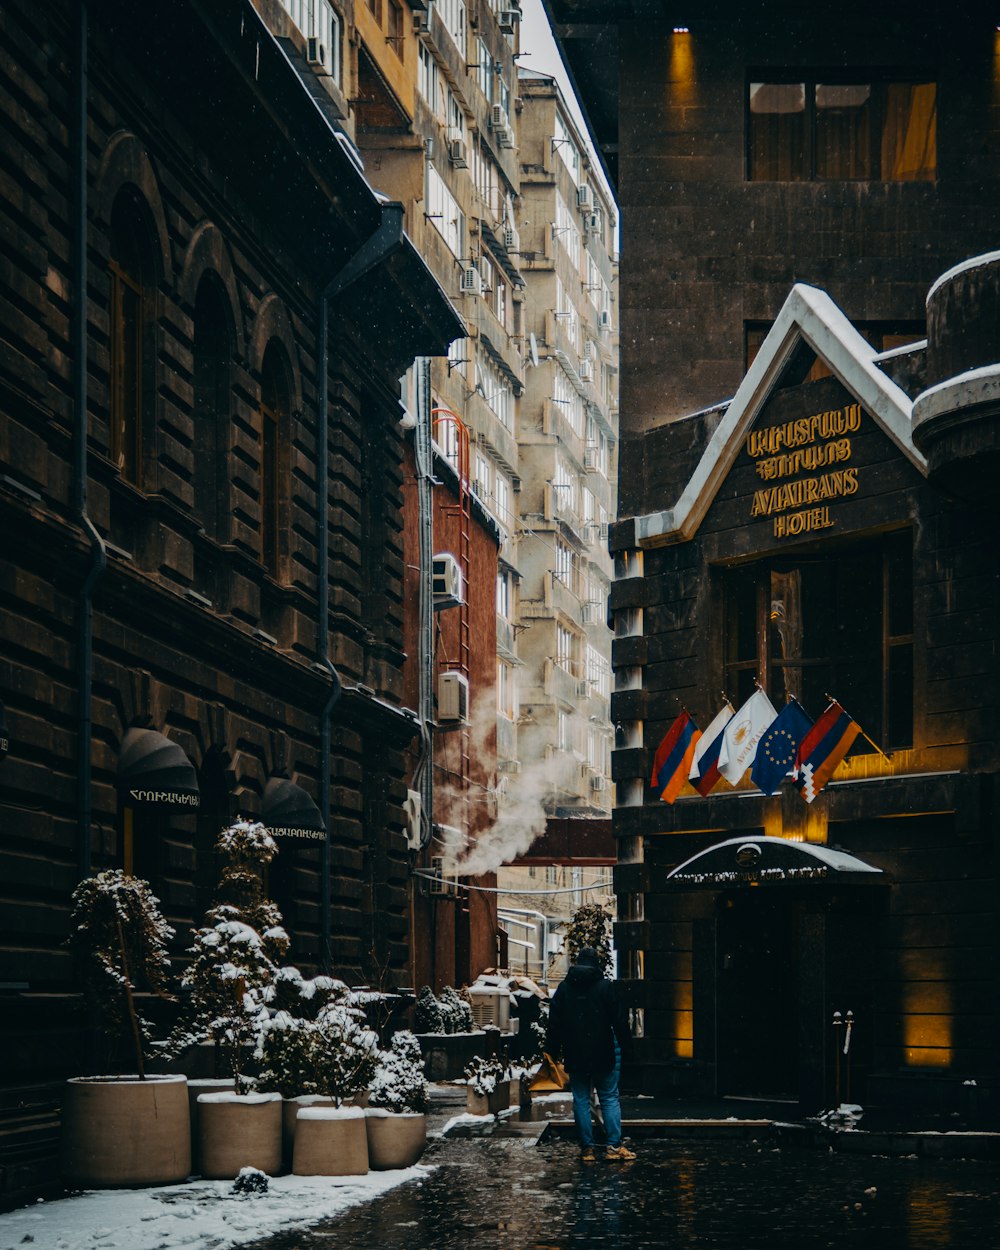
[414,985,445,1034]
[369,1031,428,1114]
[566,902,613,977]
[254,1012,319,1098]
[439,985,475,1034]
[66,869,174,1077]
[264,965,345,1021]
[309,998,379,1104]
[464,1054,505,1097]
[231,1166,269,1195]
[167,819,288,1089]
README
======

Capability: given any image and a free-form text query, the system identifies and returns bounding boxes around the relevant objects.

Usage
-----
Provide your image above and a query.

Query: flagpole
[823,692,892,762]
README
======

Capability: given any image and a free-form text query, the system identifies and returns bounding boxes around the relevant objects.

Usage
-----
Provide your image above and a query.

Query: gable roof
[634,283,928,548]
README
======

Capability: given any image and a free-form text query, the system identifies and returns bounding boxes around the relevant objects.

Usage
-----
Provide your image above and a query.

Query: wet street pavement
[241,1128,1000,1250]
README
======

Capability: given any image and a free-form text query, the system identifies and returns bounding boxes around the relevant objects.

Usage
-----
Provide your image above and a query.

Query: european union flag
[750,699,813,795]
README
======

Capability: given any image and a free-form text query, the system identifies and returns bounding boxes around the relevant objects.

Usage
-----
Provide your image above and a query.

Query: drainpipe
[413,356,435,851]
[316,202,406,969]
[73,1,106,881]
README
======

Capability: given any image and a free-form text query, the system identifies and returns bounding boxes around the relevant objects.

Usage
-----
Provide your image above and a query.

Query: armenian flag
[688,703,734,797]
[751,698,813,795]
[650,711,701,804]
[793,700,861,803]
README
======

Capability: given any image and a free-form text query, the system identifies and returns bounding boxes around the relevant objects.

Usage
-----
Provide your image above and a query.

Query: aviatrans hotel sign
[747,403,861,538]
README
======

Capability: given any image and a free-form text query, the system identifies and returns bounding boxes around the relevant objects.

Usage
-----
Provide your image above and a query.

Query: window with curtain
[723,532,913,750]
[108,192,153,487]
[260,342,290,578]
[749,77,936,181]
[192,275,231,544]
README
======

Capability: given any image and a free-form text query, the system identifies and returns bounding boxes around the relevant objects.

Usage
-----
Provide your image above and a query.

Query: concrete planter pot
[61,1074,191,1188]
[292,1106,368,1176]
[186,1079,235,1173]
[466,1083,510,1117]
[281,1096,336,1169]
[197,1091,281,1179]
[364,1109,427,1169]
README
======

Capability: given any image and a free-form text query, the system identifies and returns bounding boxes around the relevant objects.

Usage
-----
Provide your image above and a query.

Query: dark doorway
[716,891,800,1100]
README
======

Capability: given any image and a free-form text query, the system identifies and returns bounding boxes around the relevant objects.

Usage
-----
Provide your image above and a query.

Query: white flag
[718,689,778,786]
[688,703,735,781]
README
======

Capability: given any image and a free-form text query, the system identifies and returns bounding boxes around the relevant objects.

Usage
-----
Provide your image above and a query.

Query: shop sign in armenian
[747,403,861,538]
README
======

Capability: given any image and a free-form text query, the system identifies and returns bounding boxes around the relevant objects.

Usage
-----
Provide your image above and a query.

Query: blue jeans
[569,1044,622,1148]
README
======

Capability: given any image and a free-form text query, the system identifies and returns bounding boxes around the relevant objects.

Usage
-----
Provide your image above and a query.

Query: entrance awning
[116,727,200,808]
[262,776,325,841]
[666,835,884,887]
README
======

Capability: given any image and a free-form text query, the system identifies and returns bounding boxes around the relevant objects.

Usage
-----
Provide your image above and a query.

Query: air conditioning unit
[599,522,610,540]
[449,137,468,168]
[429,854,458,897]
[502,222,519,253]
[460,265,482,295]
[587,210,602,235]
[432,552,464,609]
[576,680,591,698]
[583,339,595,360]
[579,358,594,382]
[497,758,521,774]
[581,601,597,623]
[403,788,422,850]
[497,124,514,149]
[306,37,328,72]
[490,104,510,132]
[498,8,520,33]
[583,445,599,472]
[438,671,470,725]
[590,773,607,792]
[599,308,612,332]
[577,184,593,211]
[423,136,435,160]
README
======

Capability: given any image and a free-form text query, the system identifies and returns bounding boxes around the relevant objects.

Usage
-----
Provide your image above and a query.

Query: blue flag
[750,699,813,795]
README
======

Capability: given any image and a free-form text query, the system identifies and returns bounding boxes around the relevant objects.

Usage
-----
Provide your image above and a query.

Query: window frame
[746,72,937,183]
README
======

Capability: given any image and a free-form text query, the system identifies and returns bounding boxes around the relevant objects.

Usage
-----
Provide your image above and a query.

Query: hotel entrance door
[716,892,801,1101]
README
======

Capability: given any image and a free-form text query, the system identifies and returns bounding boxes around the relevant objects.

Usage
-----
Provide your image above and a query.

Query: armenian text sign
[747,403,862,538]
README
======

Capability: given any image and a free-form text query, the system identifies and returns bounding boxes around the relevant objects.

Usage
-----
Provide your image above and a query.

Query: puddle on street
[242,1137,1000,1249]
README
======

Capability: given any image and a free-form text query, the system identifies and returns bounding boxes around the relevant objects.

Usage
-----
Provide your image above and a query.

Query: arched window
[260,342,290,577]
[192,275,232,543]
[108,191,154,487]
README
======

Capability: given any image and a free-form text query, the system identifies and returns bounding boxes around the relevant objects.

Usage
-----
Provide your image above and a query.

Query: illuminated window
[748,78,936,181]
[724,532,913,750]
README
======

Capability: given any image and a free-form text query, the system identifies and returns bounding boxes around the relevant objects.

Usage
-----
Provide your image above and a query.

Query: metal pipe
[73,0,106,881]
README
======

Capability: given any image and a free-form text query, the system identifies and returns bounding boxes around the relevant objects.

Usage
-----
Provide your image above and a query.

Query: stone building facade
[0,0,459,1206]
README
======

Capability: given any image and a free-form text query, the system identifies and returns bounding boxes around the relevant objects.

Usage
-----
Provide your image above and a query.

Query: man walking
[546,946,635,1162]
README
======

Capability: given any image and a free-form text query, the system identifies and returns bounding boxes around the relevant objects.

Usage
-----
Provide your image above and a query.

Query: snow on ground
[0,1166,431,1250]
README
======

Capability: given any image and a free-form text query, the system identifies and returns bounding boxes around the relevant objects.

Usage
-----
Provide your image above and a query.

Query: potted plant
[167,818,287,1178]
[464,1053,509,1117]
[365,1031,428,1169]
[255,968,368,1167]
[288,993,379,1175]
[61,870,191,1187]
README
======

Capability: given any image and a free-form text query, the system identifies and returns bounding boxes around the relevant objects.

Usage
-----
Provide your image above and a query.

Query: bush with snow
[566,902,613,978]
[413,985,445,1033]
[231,1166,270,1195]
[439,985,475,1033]
[166,818,288,1089]
[66,869,174,1077]
[369,1031,428,1114]
[464,1053,506,1097]
[256,982,379,1104]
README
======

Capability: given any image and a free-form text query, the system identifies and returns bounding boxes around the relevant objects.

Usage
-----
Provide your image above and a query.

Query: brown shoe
[605,1145,636,1161]
[580,1147,596,1162]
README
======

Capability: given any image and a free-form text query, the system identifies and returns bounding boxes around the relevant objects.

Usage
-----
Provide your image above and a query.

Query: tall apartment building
[349,2,620,967]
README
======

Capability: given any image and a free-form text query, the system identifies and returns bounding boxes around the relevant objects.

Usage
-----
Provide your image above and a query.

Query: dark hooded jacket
[546,949,625,1076]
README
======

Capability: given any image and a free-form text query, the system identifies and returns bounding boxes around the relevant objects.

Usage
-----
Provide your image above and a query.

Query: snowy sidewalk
[0,1169,430,1250]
